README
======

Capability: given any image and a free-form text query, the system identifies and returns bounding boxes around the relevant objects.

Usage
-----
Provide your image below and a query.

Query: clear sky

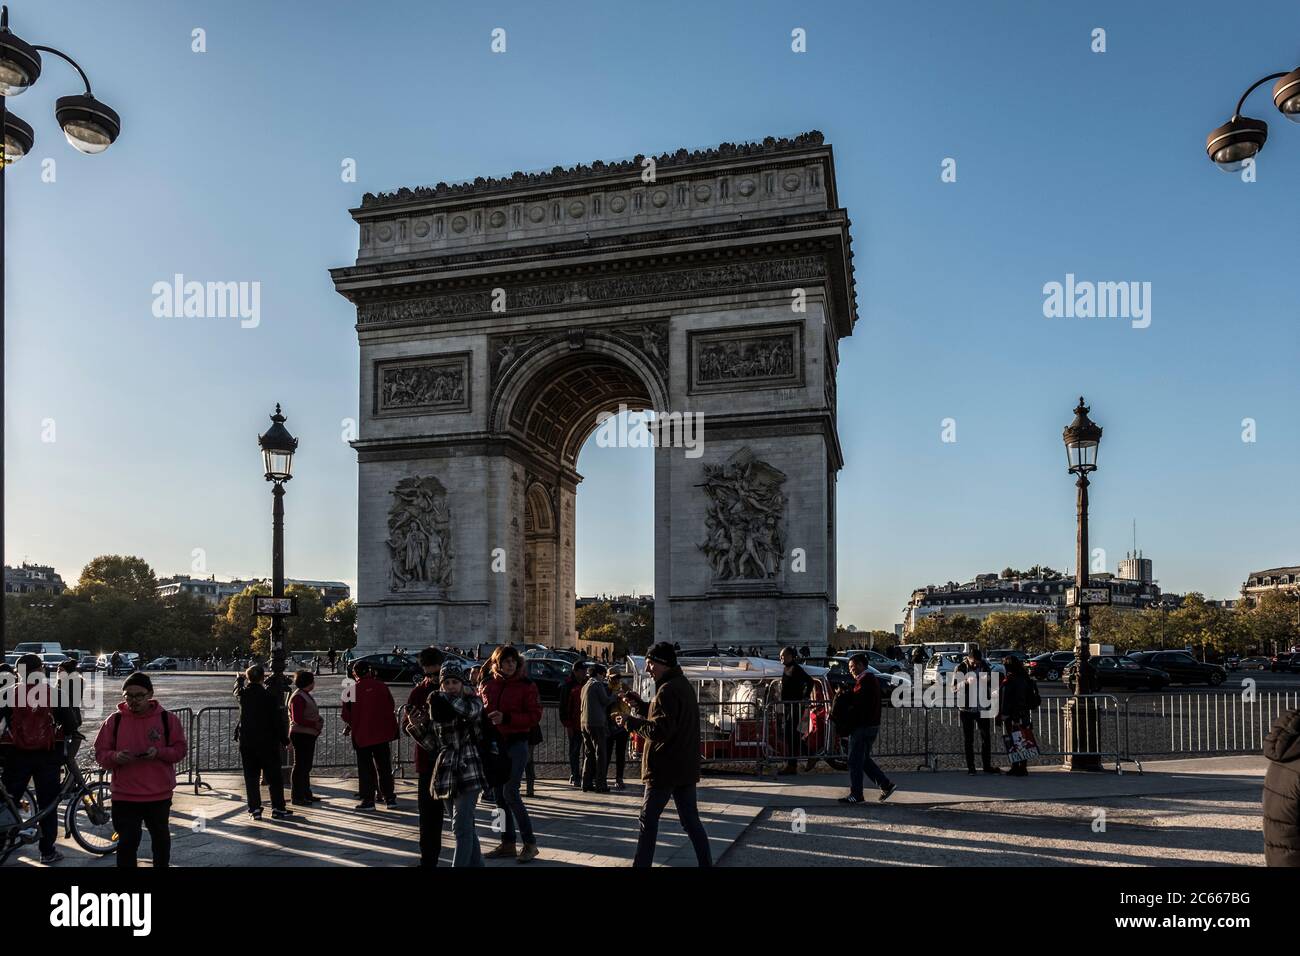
[5,0,1297,630]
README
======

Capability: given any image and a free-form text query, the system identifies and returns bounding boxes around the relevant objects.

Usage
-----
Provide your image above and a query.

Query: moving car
[144,657,180,671]
[1027,651,1076,682]
[97,652,141,674]
[1269,653,1299,674]
[987,649,1029,666]
[1062,654,1170,691]
[1237,656,1271,671]
[1125,651,1226,686]
[523,657,574,701]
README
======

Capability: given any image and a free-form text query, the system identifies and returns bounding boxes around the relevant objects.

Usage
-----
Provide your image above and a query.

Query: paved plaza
[4,756,1267,868]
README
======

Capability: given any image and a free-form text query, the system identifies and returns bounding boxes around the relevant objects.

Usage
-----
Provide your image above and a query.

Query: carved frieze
[697,448,787,581]
[689,322,803,394]
[375,354,470,415]
[356,255,827,328]
[487,320,671,391]
[387,475,453,591]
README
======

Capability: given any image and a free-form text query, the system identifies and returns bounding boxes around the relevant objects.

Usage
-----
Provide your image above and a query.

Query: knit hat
[439,662,466,683]
[123,672,154,694]
[646,642,677,667]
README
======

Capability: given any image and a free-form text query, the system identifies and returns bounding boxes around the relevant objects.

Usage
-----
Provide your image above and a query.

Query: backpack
[111,707,172,750]
[10,703,58,751]
[1026,678,1042,710]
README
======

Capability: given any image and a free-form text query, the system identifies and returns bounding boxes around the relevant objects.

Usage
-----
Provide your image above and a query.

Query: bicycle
[0,740,118,864]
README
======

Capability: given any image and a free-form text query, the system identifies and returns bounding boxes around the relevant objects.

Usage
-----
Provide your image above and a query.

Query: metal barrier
[1121,689,1299,760]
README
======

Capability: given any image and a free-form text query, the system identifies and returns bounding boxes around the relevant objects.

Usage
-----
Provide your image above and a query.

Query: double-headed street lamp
[1062,398,1104,771]
[258,404,298,704]
[1205,59,1300,170]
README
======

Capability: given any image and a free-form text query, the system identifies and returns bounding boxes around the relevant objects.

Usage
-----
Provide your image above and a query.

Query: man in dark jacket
[402,647,445,866]
[616,642,711,867]
[559,663,588,787]
[778,646,815,775]
[955,648,1001,775]
[1263,708,1300,867]
[234,664,291,820]
[580,670,612,793]
[832,653,896,804]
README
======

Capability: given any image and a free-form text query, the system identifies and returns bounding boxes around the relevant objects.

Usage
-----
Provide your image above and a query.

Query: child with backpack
[1,654,82,864]
[92,672,188,867]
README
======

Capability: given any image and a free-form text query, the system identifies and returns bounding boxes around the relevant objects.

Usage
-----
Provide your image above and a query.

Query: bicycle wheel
[69,782,117,855]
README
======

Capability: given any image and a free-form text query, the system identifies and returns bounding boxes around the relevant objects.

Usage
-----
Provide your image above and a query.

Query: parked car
[97,652,141,674]
[523,657,574,701]
[144,657,180,671]
[1126,651,1226,686]
[1027,651,1076,682]
[352,653,421,683]
[1269,653,1300,674]
[1062,654,1170,691]
[1237,656,1271,671]
[923,652,1006,684]
[39,653,74,673]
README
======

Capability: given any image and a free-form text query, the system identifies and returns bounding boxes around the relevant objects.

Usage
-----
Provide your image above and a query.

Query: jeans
[566,730,583,782]
[417,768,445,866]
[448,789,484,867]
[960,712,994,771]
[494,739,534,845]
[356,742,396,804]
[633,784,712,868]
[240,745,285,812]
[2,749,61,854]
[113,799,172,867]
[525,743,536,787]
[847,726,891,798]
[581,728,609,790]
[290,732,317,802]
[606,730,628,783]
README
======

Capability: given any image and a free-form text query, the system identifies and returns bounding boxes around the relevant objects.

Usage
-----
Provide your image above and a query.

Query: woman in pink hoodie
[93,672,188,867]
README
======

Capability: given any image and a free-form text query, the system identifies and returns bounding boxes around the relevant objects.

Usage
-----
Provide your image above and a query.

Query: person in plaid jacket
[407,662,486,867]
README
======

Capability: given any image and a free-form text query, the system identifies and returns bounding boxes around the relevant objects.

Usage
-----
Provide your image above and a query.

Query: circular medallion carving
[528,205,545,223]
[489,210,506,228]
[413,221,430,238]
[694,184,711,202]
[609,195,627,213]
[451,215,468,233]
[651,190,668,208]
[782,173,801,192]
[737,179,756,197]
[377,224,393,241]
[567,200,585,219]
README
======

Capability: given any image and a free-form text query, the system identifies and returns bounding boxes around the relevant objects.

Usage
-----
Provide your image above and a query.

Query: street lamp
[258,404,298,704]
[1062,397,1104,771]
[1205,61,1300,170]
[1,4,123,630]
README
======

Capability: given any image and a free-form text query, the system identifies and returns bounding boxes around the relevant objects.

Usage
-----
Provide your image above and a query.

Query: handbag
[1003,721,1040,763]
[477,719,512,788]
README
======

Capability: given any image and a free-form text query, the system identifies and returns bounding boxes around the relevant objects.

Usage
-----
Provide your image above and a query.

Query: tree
[1240,590,1300,654]
[911,613,981,645]
[979,612,1051,652]
[621,604,654,655]
[324,598,358,650]
[75,555,159,604]
[575,601,616,636]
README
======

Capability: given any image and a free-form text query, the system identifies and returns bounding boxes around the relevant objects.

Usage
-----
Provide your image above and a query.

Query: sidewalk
[9,756,1267,868]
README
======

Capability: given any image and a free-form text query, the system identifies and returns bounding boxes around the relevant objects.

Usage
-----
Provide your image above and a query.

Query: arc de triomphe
[330,131,857,656]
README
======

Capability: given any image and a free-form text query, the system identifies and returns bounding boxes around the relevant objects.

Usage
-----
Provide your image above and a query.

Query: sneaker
[484,841,517,859]
[291,799,312,807]
[40,848,64,865]
[879,782,897,802]
[613,781,626,792]
[568,778,580,788]
[383,798,398,808]
[271,808,295,820]
[354,802,376,811]
[517,843,539,863]
[838,795,864,804]
[249,808,264,820]
[984,767,1003,775]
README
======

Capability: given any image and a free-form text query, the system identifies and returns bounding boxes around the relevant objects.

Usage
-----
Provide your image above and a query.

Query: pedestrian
[580,666,612,793]
[831,653,896,804]
[327,647,337,675]
[606,670,632,791]
[802,679,829,771]
[110,651,122,678]
[288,670,324,805]
[401,647,446,866]
[407,662,487,867]
[479,645,542,862]
[615,642,712,868]
[1,654,80,864]
[311,656,321,676]
[955,647,1001,775]
[558,661,588,787]
[910,644,927,678]
[342,660,400,809]
[233,664,293,820]
[777,646,814,775]
[1263,708,1299,867]
[92,672,188,867]
[999,655,1038,777]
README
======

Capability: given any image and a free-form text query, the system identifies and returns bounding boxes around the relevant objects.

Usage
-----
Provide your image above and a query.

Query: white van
[12,642,66,656]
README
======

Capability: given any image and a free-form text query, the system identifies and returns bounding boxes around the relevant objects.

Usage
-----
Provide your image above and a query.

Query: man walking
[831,654,896,804]
[402,647,445,866]
[616,642,711,868]
[580,666,612,793]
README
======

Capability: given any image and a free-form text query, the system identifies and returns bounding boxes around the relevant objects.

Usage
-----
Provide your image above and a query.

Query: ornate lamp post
[1205,59,1300,170]
[1,4,123,606]
[258,404,298,707]
[1061,398,1104,771]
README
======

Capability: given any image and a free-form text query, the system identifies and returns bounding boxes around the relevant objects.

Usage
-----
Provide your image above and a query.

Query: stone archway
[332,132,858,655]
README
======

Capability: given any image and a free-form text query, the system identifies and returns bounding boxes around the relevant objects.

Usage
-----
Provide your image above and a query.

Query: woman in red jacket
[479,645,542,862]
[341,661,399,810]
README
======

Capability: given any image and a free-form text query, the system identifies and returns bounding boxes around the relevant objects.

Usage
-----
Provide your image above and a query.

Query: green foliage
[911,613,981,645]
[978,611,1052,652]
[575,601,616,635]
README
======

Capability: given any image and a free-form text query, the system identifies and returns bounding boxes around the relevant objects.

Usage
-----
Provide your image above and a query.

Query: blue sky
[4,0,1297,630]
